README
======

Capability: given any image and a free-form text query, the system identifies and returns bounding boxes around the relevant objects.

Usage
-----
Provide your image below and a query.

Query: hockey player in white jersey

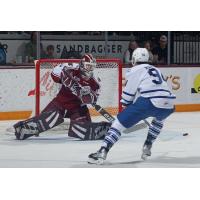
[88,48,176,164]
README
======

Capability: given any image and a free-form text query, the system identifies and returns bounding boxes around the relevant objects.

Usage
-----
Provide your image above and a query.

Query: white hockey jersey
[121,64,176,109]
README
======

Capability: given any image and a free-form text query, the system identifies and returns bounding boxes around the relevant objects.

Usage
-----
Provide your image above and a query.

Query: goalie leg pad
[14,110,64,140]
[69,105,92,122]
[68,121,111,140]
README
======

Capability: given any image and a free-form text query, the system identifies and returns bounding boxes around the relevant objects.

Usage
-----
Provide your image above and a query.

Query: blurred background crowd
[0,31,200,66]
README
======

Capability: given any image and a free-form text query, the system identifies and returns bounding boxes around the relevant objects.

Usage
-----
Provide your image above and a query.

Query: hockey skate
[141,141,152,160]
[14,121,38,140]
[88,147,108,165]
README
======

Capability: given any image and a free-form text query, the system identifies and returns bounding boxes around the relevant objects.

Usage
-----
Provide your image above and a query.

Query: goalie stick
[92,104,149,133]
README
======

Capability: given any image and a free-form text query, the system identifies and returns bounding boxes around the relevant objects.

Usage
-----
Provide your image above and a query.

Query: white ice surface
[0,112,200,168]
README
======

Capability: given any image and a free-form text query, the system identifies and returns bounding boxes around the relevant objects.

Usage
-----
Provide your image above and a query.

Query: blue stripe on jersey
[140,89,171,94]
[147,96,176,99]
[123,91,135,97]
[121,102,129,106]
[121,98,133,104]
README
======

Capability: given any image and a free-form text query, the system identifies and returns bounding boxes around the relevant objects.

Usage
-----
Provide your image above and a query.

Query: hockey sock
[145,119,164,144]
[102,127,121,150]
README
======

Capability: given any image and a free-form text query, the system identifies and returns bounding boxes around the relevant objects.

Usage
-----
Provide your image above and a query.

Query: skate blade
[87,158,104,165]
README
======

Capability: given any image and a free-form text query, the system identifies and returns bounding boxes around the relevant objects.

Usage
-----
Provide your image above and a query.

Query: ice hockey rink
[0,111,199,168]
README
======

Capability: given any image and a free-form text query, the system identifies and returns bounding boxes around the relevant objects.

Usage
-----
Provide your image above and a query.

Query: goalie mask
[132,48,149,65]
[80,54,96,79]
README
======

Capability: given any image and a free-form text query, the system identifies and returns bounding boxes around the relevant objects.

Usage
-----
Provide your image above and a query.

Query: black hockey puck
[183,133,189,136]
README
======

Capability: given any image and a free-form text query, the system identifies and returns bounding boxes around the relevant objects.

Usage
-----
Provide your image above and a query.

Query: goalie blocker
[14,110,111,140]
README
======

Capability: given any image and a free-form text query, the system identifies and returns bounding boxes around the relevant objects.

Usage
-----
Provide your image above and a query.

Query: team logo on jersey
[191,74,200,93]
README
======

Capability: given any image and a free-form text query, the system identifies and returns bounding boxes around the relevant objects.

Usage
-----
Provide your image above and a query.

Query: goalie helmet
[132,48,149,65]
[80,54,97,79]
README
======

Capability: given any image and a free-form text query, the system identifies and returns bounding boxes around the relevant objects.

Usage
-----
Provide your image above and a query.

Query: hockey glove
[80,86,98,104]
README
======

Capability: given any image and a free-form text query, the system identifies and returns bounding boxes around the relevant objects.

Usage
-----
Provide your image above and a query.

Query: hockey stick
[92,104,150,127]
[92,104,149,133]
[92,104,115,122]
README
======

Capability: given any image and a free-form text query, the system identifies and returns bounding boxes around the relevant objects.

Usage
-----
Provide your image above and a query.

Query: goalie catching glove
[79,86,98,104]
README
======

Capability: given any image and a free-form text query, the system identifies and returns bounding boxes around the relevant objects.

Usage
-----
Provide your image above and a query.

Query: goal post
[35,58,123,118]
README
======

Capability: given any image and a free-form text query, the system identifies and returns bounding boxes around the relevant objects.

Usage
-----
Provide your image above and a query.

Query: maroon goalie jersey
[51,63,100,110]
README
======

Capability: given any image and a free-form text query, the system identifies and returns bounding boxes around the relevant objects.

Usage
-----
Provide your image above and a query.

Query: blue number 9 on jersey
[148,68,164,84]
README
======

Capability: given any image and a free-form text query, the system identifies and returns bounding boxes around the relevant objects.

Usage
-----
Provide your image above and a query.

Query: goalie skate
[88,147,108,165]
[141,142,152,160]
[14,121,38,140]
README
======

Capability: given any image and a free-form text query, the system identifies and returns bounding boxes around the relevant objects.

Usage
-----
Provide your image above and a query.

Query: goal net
[34,59,123,125]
